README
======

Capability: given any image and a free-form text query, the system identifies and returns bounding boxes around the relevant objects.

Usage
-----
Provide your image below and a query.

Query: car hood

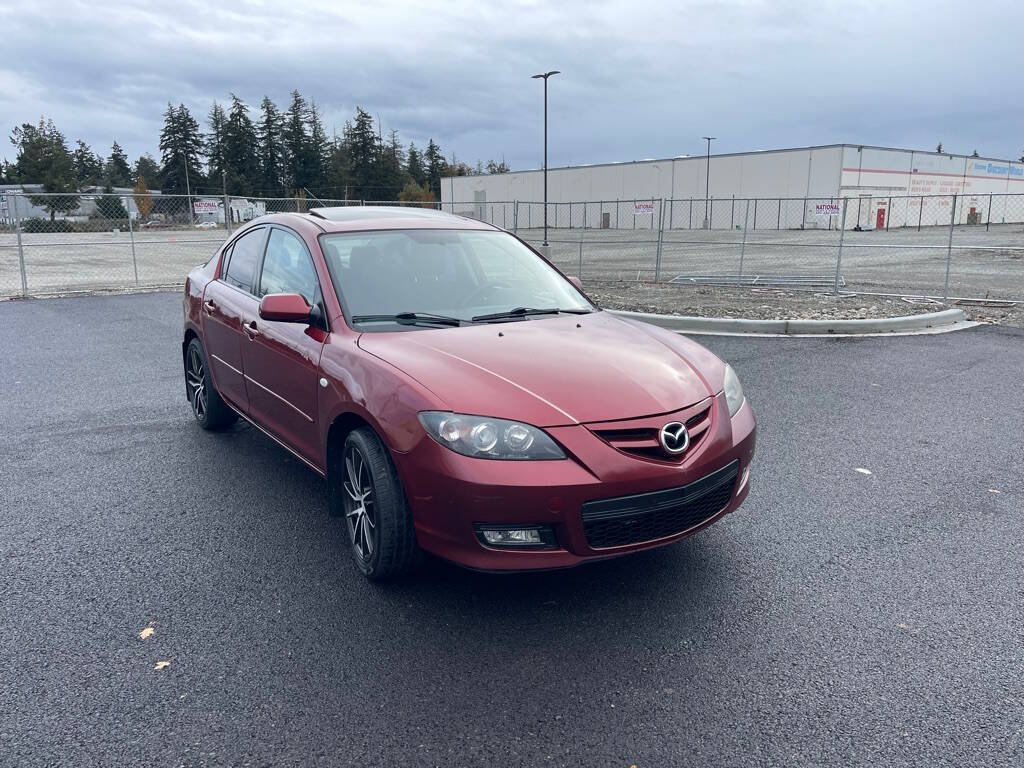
[357,311,724,426]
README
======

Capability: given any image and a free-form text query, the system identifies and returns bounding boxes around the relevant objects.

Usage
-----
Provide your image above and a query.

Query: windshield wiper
[351,311,465,327]
[471,307,592,322]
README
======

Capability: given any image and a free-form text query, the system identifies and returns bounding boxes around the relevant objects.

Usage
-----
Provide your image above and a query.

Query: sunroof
[308,206,461,222]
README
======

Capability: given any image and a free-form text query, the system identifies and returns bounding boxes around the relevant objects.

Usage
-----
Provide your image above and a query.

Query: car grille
[588,398,713,463]
[580,460,739,549]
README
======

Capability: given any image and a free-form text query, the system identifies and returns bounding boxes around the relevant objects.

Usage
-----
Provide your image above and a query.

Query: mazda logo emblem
[658,421,690,455]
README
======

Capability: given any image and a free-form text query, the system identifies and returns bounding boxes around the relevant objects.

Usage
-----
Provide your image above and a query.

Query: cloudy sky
[2,0,1022,171]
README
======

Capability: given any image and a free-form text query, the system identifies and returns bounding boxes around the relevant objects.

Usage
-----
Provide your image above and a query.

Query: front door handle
[203,300,216,313]
[243,320,260,339]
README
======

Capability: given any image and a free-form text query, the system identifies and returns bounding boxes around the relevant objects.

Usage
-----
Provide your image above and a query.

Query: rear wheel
[184,337,237,430]
[330,427,418,580]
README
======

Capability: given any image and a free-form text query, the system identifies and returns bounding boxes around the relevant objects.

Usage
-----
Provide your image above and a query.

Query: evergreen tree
[282,90,313,191]
[256,96,285,195]
[206,101,228,187]
[223,94,260,195]
[10,118,80,219]
[106,141,132,187]
[424,138,444,197]
[406,142,425,187]
[133,153,159,185]
[71,140,104,187]
[307,101,329,192]
[158,102,204,195]
[326,121,353,199]
[345,107,379,198]
[94,185,129,219]
[378,129,407,200]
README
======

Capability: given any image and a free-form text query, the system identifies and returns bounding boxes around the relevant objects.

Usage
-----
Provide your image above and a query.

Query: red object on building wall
[876,208,886,229]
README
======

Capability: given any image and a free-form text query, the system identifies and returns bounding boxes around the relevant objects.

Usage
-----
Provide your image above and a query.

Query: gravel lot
[584,281,1024,326]
[2,291,1022,767]
[3,221,1023,302]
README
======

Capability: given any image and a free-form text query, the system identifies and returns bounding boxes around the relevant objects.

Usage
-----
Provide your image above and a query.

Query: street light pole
[532,70,560,247]
[702,136,715,229]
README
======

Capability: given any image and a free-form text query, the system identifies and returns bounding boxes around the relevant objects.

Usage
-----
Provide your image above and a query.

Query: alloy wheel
[186,345,207,420]
[343,444,377,561]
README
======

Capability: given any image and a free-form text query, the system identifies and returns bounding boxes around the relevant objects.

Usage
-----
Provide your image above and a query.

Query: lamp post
[702,136,715,229]
[531,70,560,247]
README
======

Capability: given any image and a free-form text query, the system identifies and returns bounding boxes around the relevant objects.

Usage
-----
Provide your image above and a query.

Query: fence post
[986,192,992,232]
[886,196,891,231]
[14,193,27,297]
[918,196,923,231]
[513,200,518,234]
[654,198,665,282]
[730,196,735,229]
[578,226,585,280]
[777,198,781,230]
[834,198,848,295]
[739,199,750,277]
[943,194,956,301]
[753,198,758,230]
[126,196,139,287]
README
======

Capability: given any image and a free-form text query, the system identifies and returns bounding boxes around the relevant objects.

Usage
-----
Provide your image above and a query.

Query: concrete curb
[608,307,969,335]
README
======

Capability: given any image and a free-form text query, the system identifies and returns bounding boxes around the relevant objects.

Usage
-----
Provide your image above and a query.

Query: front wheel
[330,427,418,580]
[184,337,237,430]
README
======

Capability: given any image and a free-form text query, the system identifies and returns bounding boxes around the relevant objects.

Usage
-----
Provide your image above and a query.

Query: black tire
[184,337,237,431]
[329,427,418,580]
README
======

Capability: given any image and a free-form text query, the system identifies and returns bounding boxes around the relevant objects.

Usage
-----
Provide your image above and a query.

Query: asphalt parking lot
[2,292,1022,767]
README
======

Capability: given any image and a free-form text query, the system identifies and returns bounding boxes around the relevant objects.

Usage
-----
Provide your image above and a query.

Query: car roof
[302,205,497,233]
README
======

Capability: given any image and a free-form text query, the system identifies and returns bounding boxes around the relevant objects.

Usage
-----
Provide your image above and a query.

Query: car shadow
[201,417,748,651]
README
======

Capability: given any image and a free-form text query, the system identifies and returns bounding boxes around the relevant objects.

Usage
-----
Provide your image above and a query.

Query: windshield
[319,229,593,328]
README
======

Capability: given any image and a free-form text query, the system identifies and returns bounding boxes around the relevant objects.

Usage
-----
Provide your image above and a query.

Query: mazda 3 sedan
[182,207,756,579]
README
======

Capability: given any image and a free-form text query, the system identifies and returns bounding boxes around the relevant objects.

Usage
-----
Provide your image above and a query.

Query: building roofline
[442,143,1022,180]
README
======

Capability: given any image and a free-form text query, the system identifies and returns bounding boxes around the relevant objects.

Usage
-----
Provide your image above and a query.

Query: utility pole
[532,70,560,248]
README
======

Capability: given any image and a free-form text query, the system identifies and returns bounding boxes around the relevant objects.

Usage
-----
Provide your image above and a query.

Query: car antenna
[303,187,326,206]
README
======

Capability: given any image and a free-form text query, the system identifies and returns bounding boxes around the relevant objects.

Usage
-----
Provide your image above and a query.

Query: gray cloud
[2,0,1022,172]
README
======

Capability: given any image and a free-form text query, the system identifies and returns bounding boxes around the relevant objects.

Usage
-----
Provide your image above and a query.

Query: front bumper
[394,393,756,571]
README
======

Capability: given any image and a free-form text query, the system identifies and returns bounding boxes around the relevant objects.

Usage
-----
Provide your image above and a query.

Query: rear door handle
[243,320,260,339]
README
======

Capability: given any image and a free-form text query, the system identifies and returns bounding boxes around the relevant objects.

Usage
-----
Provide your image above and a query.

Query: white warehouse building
[441,144,1024,230]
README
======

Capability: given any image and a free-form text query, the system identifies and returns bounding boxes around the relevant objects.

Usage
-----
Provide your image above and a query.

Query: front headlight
[723,364,745,417]
[419,412,566,460]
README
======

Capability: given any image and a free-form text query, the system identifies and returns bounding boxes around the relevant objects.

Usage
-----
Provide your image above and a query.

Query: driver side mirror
[567,275,585,293]
[259,292,312,323]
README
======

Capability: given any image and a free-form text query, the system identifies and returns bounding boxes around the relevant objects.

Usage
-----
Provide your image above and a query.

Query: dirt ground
[584,280,1024,326]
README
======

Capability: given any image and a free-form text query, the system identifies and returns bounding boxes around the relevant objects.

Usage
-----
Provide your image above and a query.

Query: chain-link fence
[1,191,1022,301]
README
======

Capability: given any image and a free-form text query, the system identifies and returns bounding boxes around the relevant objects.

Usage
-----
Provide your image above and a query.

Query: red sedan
[182,207,756,579]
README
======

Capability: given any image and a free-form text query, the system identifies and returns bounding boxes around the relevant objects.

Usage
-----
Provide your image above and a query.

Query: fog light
[475,525,557,549]
[483,529,540,545]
